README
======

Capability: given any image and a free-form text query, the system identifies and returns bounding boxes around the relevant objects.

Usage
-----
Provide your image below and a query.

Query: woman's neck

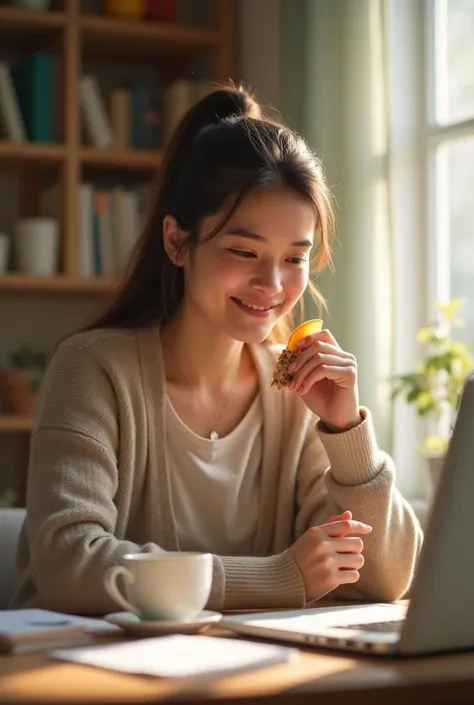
[161,305,250,391]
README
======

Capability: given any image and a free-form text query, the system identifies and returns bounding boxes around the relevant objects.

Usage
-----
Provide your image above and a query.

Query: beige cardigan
[11,327,423,614]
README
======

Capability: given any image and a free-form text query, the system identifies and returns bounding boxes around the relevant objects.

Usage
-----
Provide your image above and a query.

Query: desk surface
[1,607,474,705]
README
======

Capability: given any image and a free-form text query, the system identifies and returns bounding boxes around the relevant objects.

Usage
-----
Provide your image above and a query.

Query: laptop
[219,373,474,656]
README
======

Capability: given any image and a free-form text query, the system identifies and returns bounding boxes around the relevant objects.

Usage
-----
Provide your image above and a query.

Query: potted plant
[391,298,473,489]
[0,343,48,415]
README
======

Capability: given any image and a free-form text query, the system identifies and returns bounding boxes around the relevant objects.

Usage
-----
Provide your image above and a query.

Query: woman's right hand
[288,510,373,602]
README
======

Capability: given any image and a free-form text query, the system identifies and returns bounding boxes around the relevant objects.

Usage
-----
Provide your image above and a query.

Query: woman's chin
[226,321,277,345]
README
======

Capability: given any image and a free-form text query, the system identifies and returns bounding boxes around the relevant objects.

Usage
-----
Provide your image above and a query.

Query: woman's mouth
[231,297,281,318]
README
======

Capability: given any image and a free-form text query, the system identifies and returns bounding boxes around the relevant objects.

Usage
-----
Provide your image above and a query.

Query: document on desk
[0,609,119,654]
[51,635,298,678]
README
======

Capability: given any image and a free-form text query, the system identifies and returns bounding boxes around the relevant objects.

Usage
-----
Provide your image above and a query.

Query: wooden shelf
[0,415,34,434]
[0,5,66,31]
[0,274,119,295]
[0,141,66,167]
[81,14,218,58]
[80,147,162,171]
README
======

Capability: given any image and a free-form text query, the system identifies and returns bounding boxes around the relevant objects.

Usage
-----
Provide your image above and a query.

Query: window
[427,0,474,346]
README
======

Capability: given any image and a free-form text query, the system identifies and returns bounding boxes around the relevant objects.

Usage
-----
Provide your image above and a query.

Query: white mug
[15,217,59,276]
[104,552,213,621]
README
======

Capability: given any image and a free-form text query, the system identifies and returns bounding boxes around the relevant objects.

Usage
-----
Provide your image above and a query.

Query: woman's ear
[163,215,186,266]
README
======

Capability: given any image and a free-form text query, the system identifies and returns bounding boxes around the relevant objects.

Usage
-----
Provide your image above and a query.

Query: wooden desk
[1,618,474,705]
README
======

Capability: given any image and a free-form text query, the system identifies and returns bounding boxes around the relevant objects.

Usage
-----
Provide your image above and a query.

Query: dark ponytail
[86,82,334,343]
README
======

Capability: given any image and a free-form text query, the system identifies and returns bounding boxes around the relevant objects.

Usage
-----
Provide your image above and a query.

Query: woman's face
[179,186,316,343]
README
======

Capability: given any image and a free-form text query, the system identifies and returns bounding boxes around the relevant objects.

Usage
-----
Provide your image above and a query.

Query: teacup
[104,552,213,622]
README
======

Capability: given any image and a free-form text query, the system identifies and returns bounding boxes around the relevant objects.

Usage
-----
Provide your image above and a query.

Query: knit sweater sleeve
[295,408,424,603]
[22,341,167,615]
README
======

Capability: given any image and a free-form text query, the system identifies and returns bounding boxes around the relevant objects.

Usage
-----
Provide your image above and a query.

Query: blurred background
[0,0,472,518]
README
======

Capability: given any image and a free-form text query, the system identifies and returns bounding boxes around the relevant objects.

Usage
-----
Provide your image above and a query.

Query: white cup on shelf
[15,217,59,276]
[0,234,10,274]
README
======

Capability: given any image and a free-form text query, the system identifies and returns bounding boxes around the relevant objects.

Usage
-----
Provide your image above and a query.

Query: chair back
[0,508,26,609]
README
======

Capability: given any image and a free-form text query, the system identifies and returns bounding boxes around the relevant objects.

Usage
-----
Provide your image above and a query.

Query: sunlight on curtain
[281,0,394,455]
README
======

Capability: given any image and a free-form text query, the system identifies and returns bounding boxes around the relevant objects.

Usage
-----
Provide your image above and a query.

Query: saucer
[104,610,222,636]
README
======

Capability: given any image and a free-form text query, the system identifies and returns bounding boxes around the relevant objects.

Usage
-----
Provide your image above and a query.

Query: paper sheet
[52,634,298,678]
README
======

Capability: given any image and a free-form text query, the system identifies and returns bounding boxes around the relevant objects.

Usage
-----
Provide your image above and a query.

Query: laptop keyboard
[335,619,404,632]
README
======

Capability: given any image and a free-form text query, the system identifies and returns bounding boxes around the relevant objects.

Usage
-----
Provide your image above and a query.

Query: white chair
[0,508,26,609]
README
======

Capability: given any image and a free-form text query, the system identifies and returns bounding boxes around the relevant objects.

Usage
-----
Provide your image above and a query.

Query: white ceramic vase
[15,217,59,276]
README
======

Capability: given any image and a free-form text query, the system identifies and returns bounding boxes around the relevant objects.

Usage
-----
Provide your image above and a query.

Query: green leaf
[434,297,466,324]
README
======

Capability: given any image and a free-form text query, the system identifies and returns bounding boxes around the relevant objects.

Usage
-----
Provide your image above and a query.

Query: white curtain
[280,0,427,498]
[281,0,393,448]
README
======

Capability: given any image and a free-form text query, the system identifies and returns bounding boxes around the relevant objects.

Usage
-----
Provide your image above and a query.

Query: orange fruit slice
[287,319,323,351]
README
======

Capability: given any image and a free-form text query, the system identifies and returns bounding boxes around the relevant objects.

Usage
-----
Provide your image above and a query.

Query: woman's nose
[251,263,284,295]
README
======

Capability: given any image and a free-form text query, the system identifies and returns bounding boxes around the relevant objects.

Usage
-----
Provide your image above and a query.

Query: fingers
[290,340,354,373]
[336,569,361,585]
[335,551,365,570]
[332,536,364,554]
[297,328,340,350]
[300,365,357,396]
[292,360,357,395]
[320,519,372,537]
[326,510,352,523]
[289,341,357,395]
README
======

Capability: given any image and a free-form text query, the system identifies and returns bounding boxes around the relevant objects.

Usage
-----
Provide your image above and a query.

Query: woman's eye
[230,249,255,258]
[288,257,308,265]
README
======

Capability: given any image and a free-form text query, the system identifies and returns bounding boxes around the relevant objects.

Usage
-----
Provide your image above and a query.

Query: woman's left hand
[288,329,361,432]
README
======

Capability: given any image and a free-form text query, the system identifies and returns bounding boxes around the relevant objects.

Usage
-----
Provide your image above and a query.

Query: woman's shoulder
[57,327,137,360]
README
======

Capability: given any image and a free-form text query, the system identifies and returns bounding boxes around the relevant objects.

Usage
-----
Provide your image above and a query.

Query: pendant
[209,430,219,441]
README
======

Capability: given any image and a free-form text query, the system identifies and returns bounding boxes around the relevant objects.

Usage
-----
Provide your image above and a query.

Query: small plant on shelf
[0,343,48,415]
[391,298,473,458]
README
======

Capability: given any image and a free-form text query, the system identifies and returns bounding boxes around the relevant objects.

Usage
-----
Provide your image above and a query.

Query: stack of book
[80,74,212,149]
[40,182,151,278]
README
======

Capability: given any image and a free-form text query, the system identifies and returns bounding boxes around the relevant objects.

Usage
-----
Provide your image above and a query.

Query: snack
[271,319,323,390]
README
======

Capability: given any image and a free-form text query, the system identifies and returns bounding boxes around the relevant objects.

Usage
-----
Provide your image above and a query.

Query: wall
[237,0,281,110]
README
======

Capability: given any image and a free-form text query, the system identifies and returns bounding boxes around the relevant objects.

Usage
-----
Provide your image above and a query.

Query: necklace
[166,348,248,441]
[167,376,233,442]
[206,391,232,441]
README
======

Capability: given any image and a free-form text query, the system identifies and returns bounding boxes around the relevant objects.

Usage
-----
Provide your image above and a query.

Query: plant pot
[0,369,40,414]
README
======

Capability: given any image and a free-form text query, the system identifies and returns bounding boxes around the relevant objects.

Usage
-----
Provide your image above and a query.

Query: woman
[12,85,422,614]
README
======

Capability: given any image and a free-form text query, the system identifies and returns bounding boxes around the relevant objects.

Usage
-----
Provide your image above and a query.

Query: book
[163,79,193,144]
[78,183,95,277]
[0,62,26,142]
[95,191,115,276]
[130,78,162,150]
[108,88,131,149]
[80,74,113,148]
[13,52,54,143]
[0,609,118,655]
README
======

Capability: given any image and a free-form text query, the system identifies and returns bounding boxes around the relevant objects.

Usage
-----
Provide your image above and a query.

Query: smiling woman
[11,83,422,616]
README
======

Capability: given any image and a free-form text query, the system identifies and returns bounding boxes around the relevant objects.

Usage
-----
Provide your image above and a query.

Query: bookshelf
[0,414,33,434]
[0,0,235,439]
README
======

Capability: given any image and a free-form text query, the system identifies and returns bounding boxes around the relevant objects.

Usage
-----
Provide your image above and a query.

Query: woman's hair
[86,82,335,344]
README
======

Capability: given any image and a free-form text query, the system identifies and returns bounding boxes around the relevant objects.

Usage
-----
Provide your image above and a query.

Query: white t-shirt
[166,394,262,556]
